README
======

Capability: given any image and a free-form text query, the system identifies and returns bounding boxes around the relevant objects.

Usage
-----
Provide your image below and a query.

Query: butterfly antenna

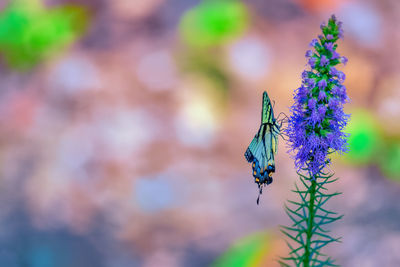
[277,112,289,122]
[277,114,289,131]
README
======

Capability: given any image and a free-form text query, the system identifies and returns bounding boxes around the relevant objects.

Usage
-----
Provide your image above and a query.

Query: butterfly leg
[276,112,288,123]
[256,184,263,205]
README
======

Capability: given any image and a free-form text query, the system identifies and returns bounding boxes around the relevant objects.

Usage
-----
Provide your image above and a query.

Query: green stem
[303,178,317,267]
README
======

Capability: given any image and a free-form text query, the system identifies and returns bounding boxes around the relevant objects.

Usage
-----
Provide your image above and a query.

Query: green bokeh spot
[0,1,88,70]
[379,141,400,181]
[212,231,271,267]
[344,109,382,165]
[180,0,248,47]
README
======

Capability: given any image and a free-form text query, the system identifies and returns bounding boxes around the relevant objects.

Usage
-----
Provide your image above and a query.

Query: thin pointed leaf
[287,199,305,207]
[313,231,341,242]
[284,240,302,257]
[281,229,305,246]
[285,204,307,221]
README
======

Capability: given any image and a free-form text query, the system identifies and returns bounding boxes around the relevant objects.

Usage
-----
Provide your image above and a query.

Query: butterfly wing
[271,122,280,155]
[245,124,271,184]
[245,91,282,204]
[244,134,257,163]
[245,91,281,186]
[262,91,274,124]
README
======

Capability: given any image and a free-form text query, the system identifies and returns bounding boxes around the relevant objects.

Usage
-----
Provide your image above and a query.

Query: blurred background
[0,0,399,266]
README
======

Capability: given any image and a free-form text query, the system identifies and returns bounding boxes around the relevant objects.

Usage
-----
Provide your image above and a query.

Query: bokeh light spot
[0,0,88,69]
[180,0,248,47]
[212,231,272,267]
[345,109,382,165]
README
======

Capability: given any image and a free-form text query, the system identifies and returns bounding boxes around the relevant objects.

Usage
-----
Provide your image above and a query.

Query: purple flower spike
[286,15,349,176]
[318,79,327,89]
[320,55,329,67]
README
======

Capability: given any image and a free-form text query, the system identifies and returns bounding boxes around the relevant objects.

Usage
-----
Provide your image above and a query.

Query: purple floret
[320,55,329,67]
[306,78,316,88]
[309,39,319,47]
[318,90,327,101]
[331,51,340,60]
[308,57,317,68]
[318,79,327,89]
[324,42,334,52]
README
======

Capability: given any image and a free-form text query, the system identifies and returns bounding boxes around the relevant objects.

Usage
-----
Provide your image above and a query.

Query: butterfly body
[245,91,281,203]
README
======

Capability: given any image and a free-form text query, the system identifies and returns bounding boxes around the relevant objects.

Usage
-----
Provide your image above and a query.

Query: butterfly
[244,91,285,204]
